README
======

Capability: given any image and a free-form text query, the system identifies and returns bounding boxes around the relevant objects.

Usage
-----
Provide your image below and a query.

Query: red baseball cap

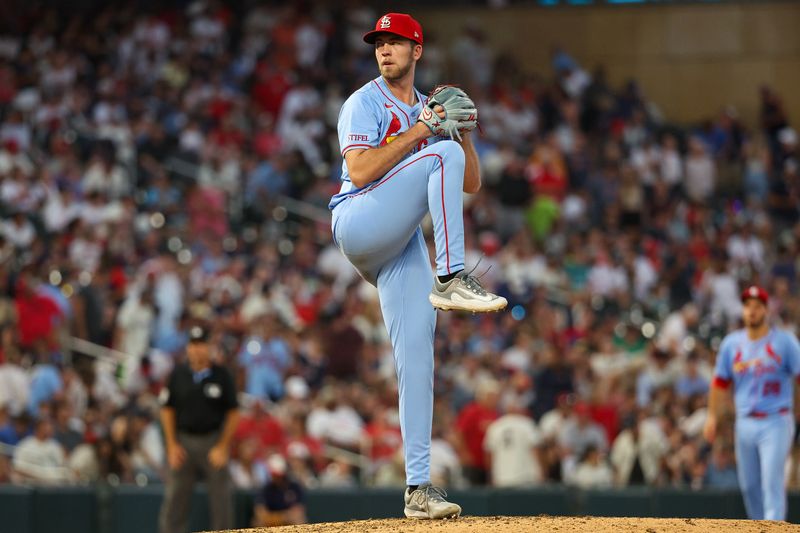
[741,285,768,305]
[363,13,424,45]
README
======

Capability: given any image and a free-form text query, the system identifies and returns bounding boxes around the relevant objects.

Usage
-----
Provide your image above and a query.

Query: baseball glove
[418,85,478,141]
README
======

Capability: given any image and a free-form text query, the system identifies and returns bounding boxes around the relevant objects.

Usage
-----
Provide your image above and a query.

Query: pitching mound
[213,515,799,533]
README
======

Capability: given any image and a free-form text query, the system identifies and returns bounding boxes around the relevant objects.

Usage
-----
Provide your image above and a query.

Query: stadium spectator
[698,252,742,328]
[558,402,608,462]
[229,437,268,490]
[636,348,681,408]
[115,286,156,391]
[237,314,292,402]
[703,444,738,489]
[128,408,165,483]
[12,417,70,485]
[318,455,357,488]
[252,454,307,527]
[484,399,544,487]
[361,405,402,474]
[430,420,463,488]
[673,353,710,399]
[15,278,63,350]
[532,347,575,420]
[235,398,286,456]
[0,352,29,416]
[569,445,613,489]
[0,412,31,447]
[684,137,716,203]
[27,361,63,418]
[609,415,668,486]
[52,401,82,454]
[451,22,493,89]
[306,384,364,452]
[656,303,699,357]
[456,379,500,485]
[539,393,575,441]
[282,414,323,482]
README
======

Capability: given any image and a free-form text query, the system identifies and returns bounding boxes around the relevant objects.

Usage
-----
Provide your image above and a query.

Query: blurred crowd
[0,1,799,496]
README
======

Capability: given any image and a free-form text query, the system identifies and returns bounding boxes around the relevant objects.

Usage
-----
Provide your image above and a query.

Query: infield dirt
[211,515,800,533]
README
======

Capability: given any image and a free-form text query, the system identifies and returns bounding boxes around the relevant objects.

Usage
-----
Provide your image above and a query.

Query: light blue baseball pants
[735,413,795,520]
[331,140,466,485]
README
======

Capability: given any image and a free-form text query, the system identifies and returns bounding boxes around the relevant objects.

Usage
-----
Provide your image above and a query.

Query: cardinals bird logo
[380,111,402,145]
[765,343,782,365]
[733,344,781,375]
[733,350,747,374]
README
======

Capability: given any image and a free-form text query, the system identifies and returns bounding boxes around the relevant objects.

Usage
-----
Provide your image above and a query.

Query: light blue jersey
[328,75,469,486]
[713,327,800,520]
[713,328,800,417]
[329,76,440,210]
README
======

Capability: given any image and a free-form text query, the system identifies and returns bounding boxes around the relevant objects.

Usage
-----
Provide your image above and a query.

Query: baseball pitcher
[329,12,507,519]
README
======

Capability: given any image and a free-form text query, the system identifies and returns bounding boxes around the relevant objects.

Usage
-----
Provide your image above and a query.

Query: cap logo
[380,15,391,29]
[414,31,419,38]
[750,287,758,297]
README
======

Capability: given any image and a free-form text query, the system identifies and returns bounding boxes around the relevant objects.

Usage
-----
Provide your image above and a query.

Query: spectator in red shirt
[589,397,621,445]
[527,136,569,201]
[251,60,292,118]
[456,379,500,485]
[322,300,364,381]
[186,180,228,240]
[362,405,402,464]
[15,277,62,349]
[270,11,298,72]
[235,399,285,457]
[0,63,16,106]
[208,114,245,149]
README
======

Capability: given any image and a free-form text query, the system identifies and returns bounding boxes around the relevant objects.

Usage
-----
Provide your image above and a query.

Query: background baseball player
[703,285,800,520]
[329,12,507,519]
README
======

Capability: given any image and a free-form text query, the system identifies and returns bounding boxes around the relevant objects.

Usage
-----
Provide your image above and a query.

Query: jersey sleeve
[782,332,800,380]
[338,92,381,156]
[712,335,734,388]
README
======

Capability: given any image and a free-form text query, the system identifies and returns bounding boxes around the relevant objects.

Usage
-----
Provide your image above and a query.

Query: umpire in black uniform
[159,325,239,533]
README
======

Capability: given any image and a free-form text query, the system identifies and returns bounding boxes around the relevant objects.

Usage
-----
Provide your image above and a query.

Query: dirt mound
[211,515,799,533]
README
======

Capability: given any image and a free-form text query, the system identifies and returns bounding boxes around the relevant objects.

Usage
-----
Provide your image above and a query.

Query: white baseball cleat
[429,267,507,313]
[404,483,462,519]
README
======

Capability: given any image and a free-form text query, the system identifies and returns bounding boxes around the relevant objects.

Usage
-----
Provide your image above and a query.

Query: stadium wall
[1,485,799,532]
[415,1,800,127]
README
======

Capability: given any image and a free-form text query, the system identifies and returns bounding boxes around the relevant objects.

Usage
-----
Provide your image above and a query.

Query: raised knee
[433,139,465,161]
